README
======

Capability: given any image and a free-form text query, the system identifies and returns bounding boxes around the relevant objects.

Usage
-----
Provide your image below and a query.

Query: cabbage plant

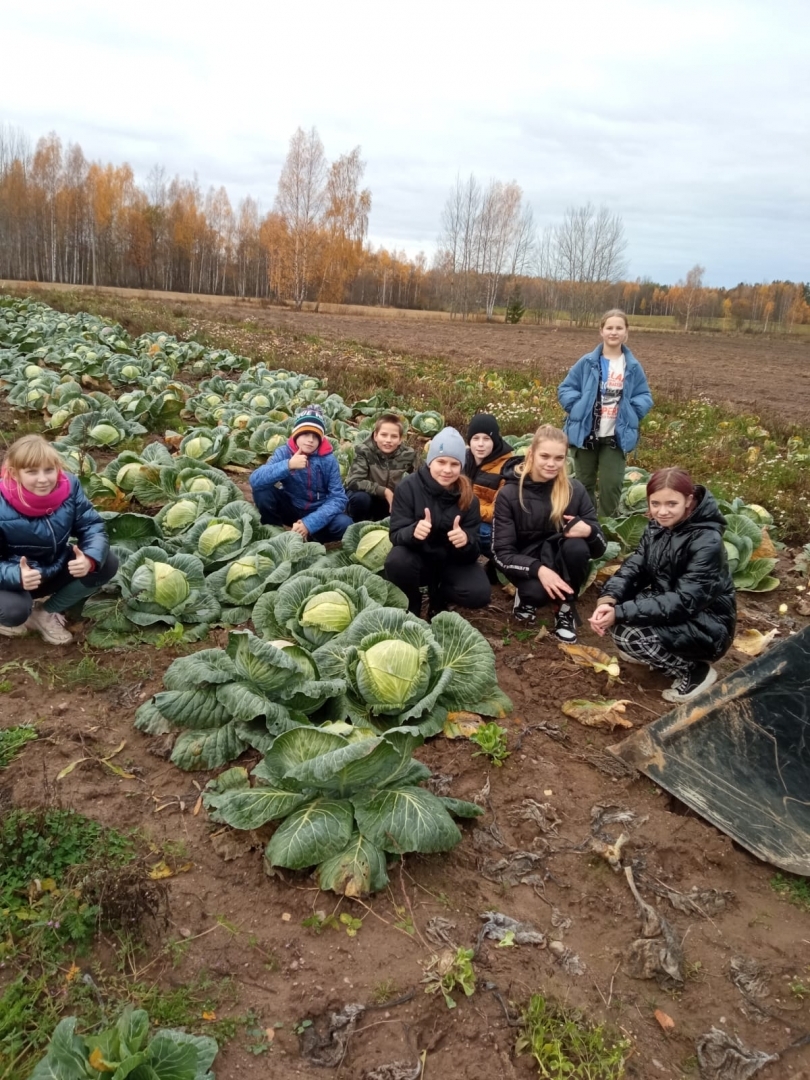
[205,726,482,896]
[65,406,147,447]
[723,512,779,591]
[30,1007,218,1080]
[134,630,347,769]
[168,500,278,567]
[313,608,512,733]
[178,426,253,467]
[84,546,219,647]
[410,410,444,436]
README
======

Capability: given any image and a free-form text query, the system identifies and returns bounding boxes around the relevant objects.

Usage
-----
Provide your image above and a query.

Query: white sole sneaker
[662,665,717,704]
[0,623,28,638]
[25,604,74,645]
[616,649,645,666]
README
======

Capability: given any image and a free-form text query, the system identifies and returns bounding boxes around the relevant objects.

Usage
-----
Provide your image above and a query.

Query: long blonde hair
[515,425,572,529]
[1,435,65,507]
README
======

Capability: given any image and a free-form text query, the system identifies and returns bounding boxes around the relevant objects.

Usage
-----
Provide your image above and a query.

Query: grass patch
[0,726,38,769]
[516,994,631,1078]
[771,873,810,912]
[45,654,123,692]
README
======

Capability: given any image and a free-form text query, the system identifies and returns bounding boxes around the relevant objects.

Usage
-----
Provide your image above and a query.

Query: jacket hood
[463,439,510,476]
[676,485,726,533]
[286,435,334,457]
[499,455,554,486]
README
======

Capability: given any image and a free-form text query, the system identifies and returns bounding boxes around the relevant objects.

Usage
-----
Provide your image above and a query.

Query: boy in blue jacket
[249,406,351,542]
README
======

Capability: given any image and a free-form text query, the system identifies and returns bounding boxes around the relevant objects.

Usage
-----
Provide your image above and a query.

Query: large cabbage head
[625,483,648,509]
[131,559,190,608]
[356,638,430,713]
[353,528,392,572]
[89,423,122,446]
[300,590,354,634]
[198,520,242,559]
[163,499,200,533]
[183,436,215,460]
[184,475,217,494]
[225,554,274,601]
[116,463,147,492]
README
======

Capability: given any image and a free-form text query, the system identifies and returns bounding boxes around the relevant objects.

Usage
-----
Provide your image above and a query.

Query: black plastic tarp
[610,627,810,876]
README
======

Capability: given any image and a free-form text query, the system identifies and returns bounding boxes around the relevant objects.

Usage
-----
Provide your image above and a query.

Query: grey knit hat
[426,427,466,466]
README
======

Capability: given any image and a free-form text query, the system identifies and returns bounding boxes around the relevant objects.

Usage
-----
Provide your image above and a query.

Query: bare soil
[209,304,810,426]
[2,569,809,1080]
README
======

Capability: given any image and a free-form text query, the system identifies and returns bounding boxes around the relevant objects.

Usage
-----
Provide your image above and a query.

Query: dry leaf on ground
[442,711,483,739]
[558,643,621,677]
[562,698,634,730]
[732,628,779,656]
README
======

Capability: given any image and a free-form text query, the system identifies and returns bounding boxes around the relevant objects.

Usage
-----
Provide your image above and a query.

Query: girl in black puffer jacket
[0,435,118,646]
[589,467,736,704]
[385,427,490,618]
[492,425,607,642]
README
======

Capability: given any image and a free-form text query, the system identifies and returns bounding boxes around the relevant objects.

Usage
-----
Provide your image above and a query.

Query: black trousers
[384,546,491,617]
[501,538,591,608]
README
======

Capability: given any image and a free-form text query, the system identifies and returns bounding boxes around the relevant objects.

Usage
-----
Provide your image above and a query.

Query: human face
[295,432,320,455]
[374,423,402,454]
[530,439,567,483]
[648,487,692,528]
[469,433,494,464]
[428,456,461,487]
[600,316,628,351]
[15,464,59,496]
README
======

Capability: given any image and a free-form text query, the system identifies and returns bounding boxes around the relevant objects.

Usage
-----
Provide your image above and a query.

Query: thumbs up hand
[447,514,467,549]
[414,506,432,541]
[19,556,42,591]
[68,544,93,579]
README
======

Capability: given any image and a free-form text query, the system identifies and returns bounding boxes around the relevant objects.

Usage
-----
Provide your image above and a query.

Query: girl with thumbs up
[0,435,117,645]
[385,427,491,619]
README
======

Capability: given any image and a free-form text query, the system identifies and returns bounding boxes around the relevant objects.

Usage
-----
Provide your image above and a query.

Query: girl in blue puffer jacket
[0,435,118,645]
[557,309,653,517]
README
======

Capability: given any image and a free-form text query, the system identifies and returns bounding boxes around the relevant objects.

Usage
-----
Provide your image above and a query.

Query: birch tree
[274,127,327,308]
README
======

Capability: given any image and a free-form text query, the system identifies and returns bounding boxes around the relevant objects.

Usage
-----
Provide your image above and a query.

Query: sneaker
[25,604,73,645]
[0,622,27,637]
[662,662,717,704]
[513,594,536,624]
[616,649,645,667]
[554,603,577,643]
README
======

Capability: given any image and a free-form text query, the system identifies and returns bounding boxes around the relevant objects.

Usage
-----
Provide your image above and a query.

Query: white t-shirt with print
[598,356,625,439]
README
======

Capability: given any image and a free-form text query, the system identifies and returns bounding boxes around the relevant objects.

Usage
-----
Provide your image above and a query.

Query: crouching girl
[0,435,118,645]
[385,427,490,618]
[492,425,606,642]
[589,467,736,703]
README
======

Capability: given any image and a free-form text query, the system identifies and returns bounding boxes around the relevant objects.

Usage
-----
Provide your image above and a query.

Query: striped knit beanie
[291,405,326,443]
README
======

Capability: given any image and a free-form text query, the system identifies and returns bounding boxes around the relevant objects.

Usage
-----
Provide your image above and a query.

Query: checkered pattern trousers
[611,623,690,679]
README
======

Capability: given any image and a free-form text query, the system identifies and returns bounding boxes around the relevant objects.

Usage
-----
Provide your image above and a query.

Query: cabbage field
[1,292,806,1080]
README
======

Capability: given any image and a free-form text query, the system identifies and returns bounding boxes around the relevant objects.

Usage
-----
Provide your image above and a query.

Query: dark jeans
[0,551,119,626]
[501,538,591,609]
[347,491,390,523]
[253,485,352,542]
[384,546,491,617]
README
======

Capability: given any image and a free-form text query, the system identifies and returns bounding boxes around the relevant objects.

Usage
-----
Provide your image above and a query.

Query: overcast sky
[3,0,808,286]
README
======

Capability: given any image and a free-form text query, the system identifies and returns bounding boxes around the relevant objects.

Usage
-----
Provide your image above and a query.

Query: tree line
[0,123,807,329]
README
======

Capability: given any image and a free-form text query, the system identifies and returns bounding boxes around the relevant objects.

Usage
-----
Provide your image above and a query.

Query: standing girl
[589,467,736,703]
[492,425,606,642]
[385,427,490,618]
[557,309,653,517]
[0,435,118,645]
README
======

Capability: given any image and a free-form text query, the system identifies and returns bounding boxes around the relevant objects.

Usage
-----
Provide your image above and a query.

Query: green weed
[0,726,38,769]
[470,722,510,767]
[516,993,631,1078]
[423,947,476,1010]
[771,873,810,912]
[370,979,400,1005]
[45,654,125,691]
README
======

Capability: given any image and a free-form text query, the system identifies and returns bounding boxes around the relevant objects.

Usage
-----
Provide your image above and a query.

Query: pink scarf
[0,472,72,517]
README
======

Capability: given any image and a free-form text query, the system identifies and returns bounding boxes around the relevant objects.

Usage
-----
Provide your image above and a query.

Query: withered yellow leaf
[443,711,483,739]
[88,1047,116,1072]
[56,757,89,780]
[751,528,776,560]
[561,698,634,730]
[732,628,779,657]
[558,643,620,678]
[147,860,174,880]
[202,1011,216,1021]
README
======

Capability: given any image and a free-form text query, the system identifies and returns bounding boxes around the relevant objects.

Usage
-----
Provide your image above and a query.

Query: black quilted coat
[599,486,736,661]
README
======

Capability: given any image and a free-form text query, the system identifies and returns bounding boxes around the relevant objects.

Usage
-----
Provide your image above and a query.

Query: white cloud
[4,0,809,284]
